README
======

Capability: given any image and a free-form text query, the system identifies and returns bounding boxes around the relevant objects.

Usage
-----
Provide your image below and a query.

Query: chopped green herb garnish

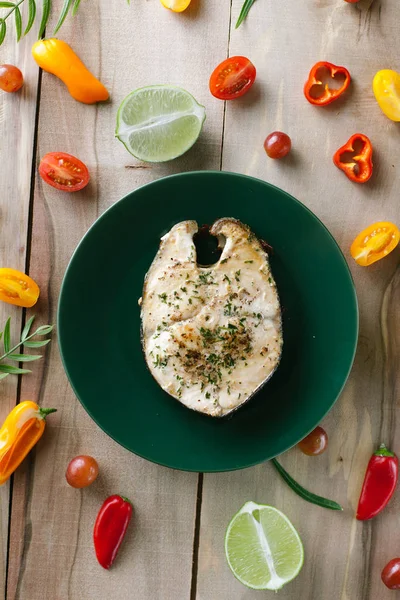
[158,293,167,303]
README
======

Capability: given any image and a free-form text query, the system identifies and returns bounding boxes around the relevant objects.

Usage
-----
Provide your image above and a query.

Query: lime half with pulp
[225,501,304,591]
[116,85,206,163]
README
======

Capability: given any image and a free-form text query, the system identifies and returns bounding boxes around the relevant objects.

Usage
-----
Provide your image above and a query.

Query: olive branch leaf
[0,315,53,380]
[236,0,257,29]
[0,0,83,46]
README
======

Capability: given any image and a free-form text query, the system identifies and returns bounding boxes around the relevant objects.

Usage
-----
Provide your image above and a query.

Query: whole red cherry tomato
[209,56,256,100]
[382,559,400,590]
[264,132,292,159]
[298,426,328,456]
[0,64,24,92]
[66,455,99,488]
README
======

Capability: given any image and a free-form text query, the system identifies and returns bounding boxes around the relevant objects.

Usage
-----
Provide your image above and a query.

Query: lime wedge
[225,501,304,591]
[115,85,206,163]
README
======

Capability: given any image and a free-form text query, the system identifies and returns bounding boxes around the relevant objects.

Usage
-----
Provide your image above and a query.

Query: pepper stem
[38,407,57,419]
[119,495,133,506]
[375,443,395,457]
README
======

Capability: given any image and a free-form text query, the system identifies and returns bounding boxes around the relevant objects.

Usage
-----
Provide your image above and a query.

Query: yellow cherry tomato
[160,0,191,12]
[351,222,400,266]
[373,70,400,122]
[0,268,40,307]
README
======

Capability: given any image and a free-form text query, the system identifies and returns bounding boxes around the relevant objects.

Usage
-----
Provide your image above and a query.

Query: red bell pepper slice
[304,61,351,106]
[94,494,133,569]
[333,133,373,183]
[357,444,398,521]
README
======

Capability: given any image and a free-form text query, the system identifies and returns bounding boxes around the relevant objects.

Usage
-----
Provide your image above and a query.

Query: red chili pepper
[304,61,351,106]
[333,133,373,183]
[94,494,133,569]
[356,444,398,521]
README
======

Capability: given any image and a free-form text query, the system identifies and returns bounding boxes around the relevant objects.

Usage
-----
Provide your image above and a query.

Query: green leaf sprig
[236,0,257,29]
[0,0,82,47]
[0,315,53,380]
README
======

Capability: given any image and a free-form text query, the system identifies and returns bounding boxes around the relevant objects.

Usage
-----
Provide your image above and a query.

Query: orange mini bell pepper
[0,268,40,308]
[351,222,400,266]
[32,38,109,104]
[0,401,56,485]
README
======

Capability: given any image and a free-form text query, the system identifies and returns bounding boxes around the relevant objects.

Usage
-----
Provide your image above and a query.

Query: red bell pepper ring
[94,494,133,569]
[304,61,351,106]
[356,444,398,521]
[333,133,373,183]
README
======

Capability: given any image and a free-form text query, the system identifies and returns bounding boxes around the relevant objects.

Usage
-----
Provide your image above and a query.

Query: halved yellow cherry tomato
[351,222,400,266]
[0,269,40,307]
[373,70,400,122]
[160,0,191,12]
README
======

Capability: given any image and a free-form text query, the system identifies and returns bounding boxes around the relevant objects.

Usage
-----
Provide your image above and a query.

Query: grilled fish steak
[140,218,283,417]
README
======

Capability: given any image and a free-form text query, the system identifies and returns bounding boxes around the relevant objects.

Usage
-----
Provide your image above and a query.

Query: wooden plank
[197,1,400,599]
[0,7,40,595]
[6,1,231,598]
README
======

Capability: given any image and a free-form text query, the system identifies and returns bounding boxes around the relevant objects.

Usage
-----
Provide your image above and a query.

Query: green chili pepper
[271,458,343,511]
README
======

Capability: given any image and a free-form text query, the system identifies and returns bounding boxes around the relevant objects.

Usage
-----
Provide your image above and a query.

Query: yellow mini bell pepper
[373,69,400,122]
[32,38,109,104]
[160,0,191,11]
[0,401,57,485]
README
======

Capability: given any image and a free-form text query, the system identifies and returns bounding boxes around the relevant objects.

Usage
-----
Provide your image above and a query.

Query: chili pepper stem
[38,407,57,419]
[119,495,133,506]
[376,443,395,457]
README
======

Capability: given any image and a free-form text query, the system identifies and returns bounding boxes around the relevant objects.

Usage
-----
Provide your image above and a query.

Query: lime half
[116,85,206,163]
[225,501,304,591]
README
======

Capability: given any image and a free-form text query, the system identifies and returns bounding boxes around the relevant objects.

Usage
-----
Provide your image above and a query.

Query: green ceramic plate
[58,172,358,472]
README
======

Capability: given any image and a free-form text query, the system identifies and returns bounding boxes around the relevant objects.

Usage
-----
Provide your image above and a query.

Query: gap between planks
[4,65,43,600]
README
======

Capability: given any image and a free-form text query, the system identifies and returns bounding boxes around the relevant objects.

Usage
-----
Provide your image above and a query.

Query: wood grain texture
[197,1,400,599]
[4,0,400,599]
[0,6,40,595]
[6,1,231,599]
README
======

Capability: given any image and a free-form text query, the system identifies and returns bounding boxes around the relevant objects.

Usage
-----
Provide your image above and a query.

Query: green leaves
[53,0,73,35]
[24,339,51,348]
[3,318,10,353]
[0,364,32,374]
[0,315,53,381]
[38,0,50,39]
[14,2,21,39]
[24,0,36,35]
[236,0,257,29]
[21,314,35,341]
[0,19,6,45]
[0,0,82,47]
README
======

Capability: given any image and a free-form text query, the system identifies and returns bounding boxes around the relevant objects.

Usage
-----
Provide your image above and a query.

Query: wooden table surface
[1,0,399,598]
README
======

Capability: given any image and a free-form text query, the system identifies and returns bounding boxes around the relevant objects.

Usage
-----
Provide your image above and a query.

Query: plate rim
[57,170,359,472]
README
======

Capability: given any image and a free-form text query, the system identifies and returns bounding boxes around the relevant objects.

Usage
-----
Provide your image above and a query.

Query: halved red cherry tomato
[209,56,256,100]
[39,152,90,192]
[0,268,39,308]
